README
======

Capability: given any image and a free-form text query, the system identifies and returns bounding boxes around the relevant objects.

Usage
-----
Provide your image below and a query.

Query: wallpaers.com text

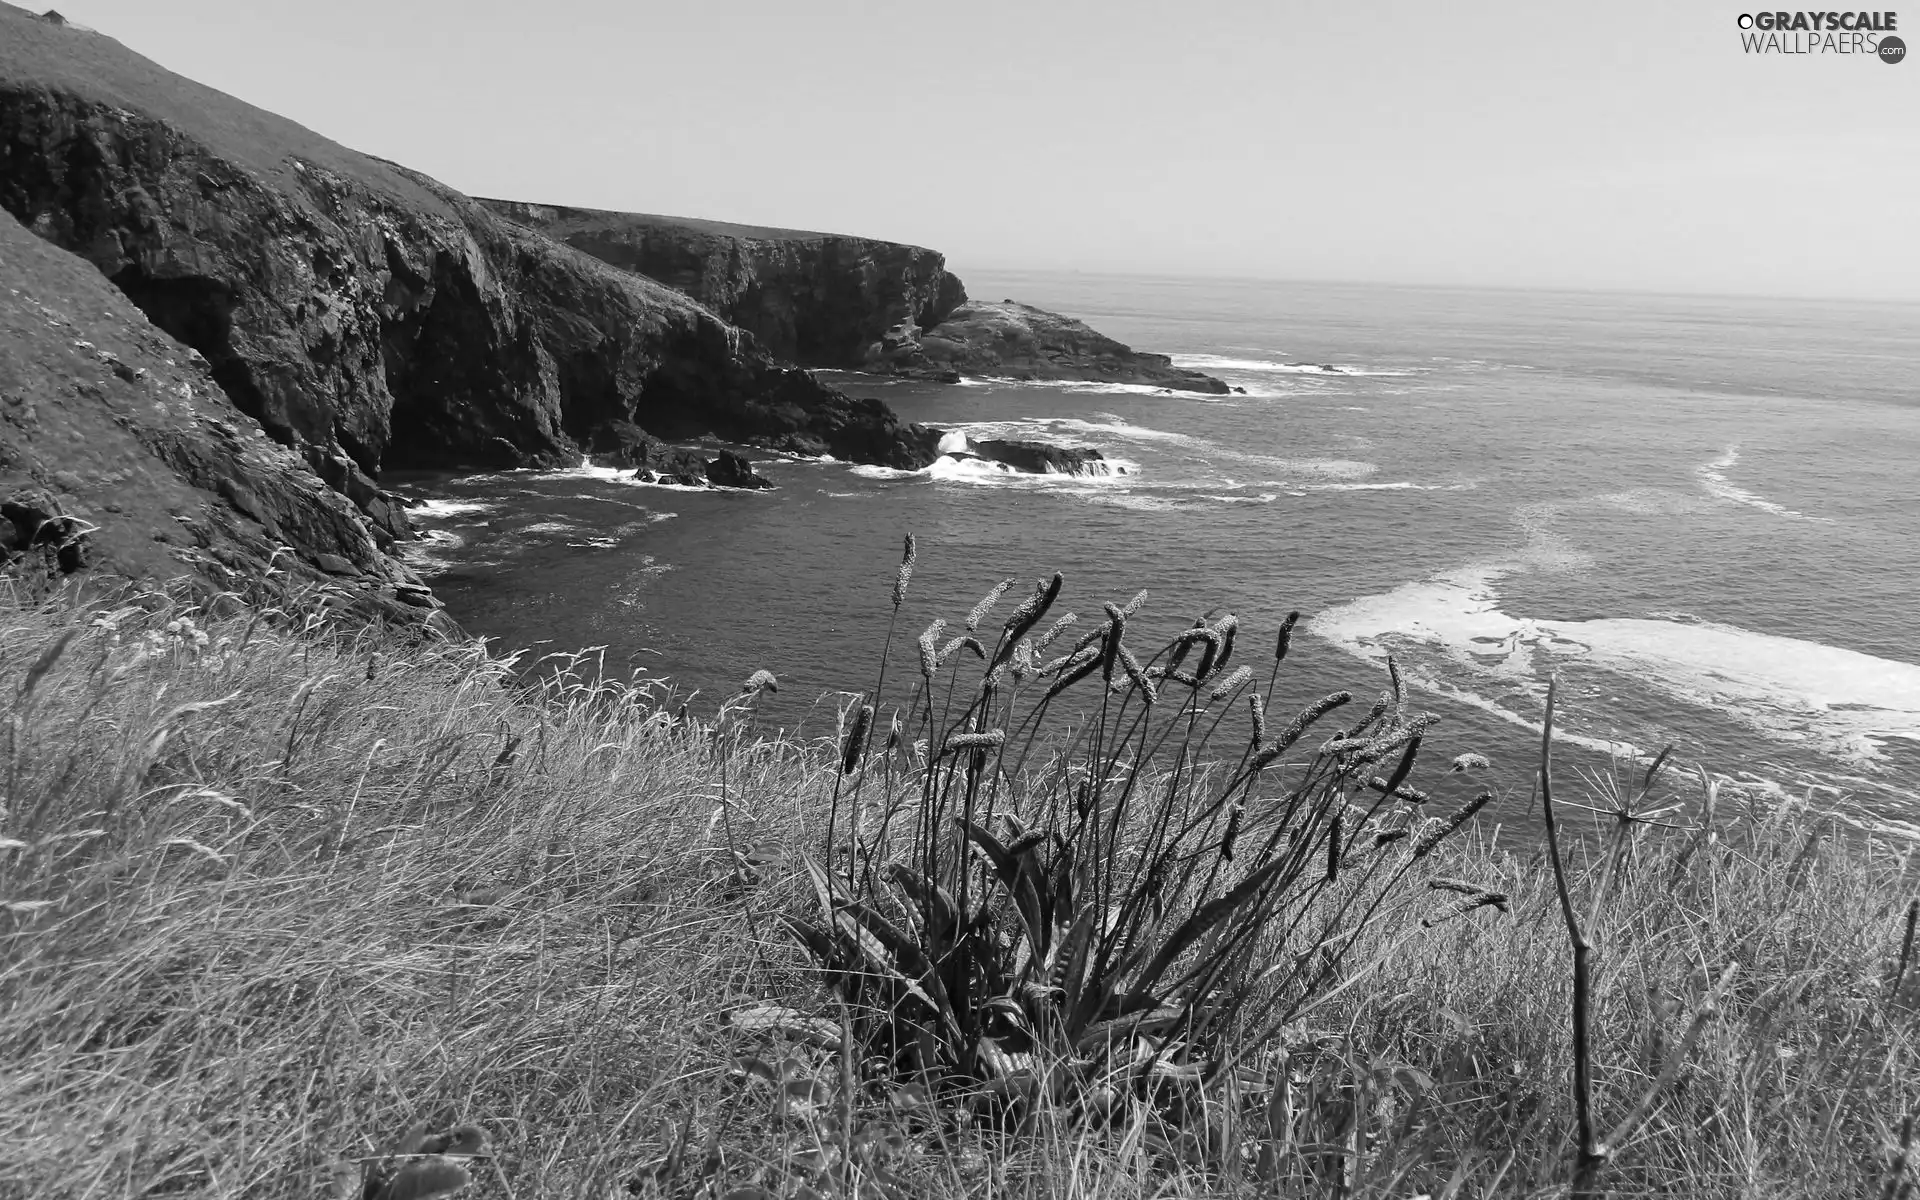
[1737,11,1907,59]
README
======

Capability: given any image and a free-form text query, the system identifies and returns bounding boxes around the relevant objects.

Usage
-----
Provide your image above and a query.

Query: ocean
[391,272,1920,831]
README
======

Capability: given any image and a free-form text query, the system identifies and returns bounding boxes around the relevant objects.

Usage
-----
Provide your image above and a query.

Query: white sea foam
[506,457,737,494]
[1045,416,1197,445]
[848,426,1140,487]
[951,416,1377,483]
[924,453,1140,485]
[927,455,1023,481]
[1314,565,1920,767]
[1084,493,1189,513]
[847,464,920,481]
[519,521,580,537]
[395,528,469,577]
[1309,479,1479,493]
[1170,353,1414,378]
[1696,445,1824,520]
[965,376,1217,397]
[408,498,493,519]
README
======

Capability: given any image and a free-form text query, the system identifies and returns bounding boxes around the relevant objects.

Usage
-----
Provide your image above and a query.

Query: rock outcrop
[481,200,968,371]
[966,438,1112,477]
[0,205,443,620]
[480,202,1229,395]
[876,301,1229,393]
[0,9,933,536]
[588,422,773,490]
[907,428,1118,478]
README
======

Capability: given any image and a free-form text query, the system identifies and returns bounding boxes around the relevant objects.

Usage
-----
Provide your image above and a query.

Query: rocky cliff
[481,201,1230,394]
[878,300,1231,393]
[0,6,933,591]
[0,205,444,620]
[481,200,968,370]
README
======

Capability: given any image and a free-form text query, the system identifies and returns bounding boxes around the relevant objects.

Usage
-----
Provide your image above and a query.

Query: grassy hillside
[0,565,1913,1198]
[0,2,455,218]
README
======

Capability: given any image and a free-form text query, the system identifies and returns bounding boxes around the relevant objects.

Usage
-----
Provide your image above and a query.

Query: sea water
[392,272,1920,831]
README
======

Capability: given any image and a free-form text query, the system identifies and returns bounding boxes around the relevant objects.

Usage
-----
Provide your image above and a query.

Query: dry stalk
[1538,677,1607,1196]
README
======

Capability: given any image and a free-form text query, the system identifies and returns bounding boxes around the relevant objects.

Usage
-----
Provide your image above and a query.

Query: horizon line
[948,264,1920,309]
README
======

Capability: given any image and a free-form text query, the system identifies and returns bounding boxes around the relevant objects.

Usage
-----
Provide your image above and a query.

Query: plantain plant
[786,547,1499,1140]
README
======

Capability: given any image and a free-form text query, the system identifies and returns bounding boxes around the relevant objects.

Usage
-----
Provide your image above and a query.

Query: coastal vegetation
[1,555,1912,1199]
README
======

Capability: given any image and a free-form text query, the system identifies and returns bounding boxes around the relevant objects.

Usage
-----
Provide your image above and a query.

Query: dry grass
[0,577,1913,1198]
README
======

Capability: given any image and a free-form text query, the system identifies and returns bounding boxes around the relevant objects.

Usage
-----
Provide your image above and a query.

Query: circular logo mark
[1882,35,1907,64]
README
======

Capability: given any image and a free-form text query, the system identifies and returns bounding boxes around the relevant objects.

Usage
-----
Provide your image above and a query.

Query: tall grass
[0,568,1912,1198]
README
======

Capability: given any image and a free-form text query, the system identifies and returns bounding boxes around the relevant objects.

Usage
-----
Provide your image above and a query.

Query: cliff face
[0,205,444,620]
[480,200,968,370]
[476,203,1229,395]
[0,11,932,514]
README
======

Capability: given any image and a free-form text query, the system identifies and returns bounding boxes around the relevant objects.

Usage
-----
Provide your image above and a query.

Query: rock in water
[967,439,1111,476]
[871,301,1228,393]
[704,451,773,490]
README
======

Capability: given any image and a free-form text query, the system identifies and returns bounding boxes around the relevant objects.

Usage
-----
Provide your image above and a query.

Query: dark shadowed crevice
[106,267,295,445]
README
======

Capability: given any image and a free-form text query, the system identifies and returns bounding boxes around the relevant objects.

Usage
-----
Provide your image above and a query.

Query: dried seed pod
[967,578,1016,633]
[1001,573,1064,653]
[1274,611,1300,663]
[1118,645,1157,704]
[1208,665,1254,705]
[892,533,916,610]
[1035,611,1078,651]
[1413,790,1494,858]
[1099,603,1125,683]
[1219,805,1244,862]
[841,704,874,775]
[918,618,947,682]
[1045,651,1103,700]
[941,730,1006,755]
[1273,691,1352,756]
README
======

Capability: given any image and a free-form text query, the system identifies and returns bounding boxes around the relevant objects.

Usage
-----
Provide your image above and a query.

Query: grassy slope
[0,582,1913,1198]
[0,4,454,220]
[480,200,870,246]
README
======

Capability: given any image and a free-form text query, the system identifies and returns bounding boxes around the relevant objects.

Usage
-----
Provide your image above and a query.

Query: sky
[25,0,1920,299]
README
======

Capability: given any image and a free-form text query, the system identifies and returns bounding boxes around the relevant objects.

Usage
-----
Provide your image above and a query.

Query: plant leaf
[1130,855,1293,1000]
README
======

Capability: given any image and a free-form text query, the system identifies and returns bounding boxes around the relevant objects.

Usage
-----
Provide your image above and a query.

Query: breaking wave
[1696,445,1824,520]
[1313,564,1920,770]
